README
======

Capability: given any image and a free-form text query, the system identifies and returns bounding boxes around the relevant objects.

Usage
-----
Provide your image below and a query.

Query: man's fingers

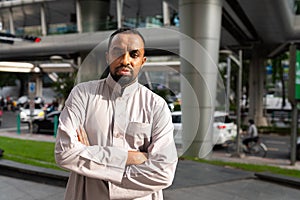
[77,126,90,146]
[80,126,90,146]
[76,126,90,146]
[76,129,82,142]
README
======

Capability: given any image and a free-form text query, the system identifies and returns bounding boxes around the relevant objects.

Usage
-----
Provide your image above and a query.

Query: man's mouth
[116,67,132,76]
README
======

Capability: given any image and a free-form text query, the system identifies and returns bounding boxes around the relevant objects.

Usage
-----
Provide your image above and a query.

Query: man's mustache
[115,65,133,72]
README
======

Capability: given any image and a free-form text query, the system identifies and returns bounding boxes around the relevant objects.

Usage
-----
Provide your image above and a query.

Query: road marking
[267,147,279,151]
[266,140,287,145]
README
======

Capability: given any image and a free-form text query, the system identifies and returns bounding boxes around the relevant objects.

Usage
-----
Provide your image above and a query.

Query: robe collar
[106,73,139,97]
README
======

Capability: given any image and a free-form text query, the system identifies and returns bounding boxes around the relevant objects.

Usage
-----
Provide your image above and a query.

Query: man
[242,119,259,149]
[55,28,178,200]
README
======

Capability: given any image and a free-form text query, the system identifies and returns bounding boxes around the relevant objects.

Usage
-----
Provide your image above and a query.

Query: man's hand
[77,126,147,165]
[126,151,148,166]
[76,126,90,146]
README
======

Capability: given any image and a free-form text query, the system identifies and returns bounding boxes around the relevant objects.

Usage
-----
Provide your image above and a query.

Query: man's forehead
[110,33,144,49]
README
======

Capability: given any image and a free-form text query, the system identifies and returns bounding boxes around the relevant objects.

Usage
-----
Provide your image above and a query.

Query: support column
[30,73,43,98]
[79,0,110,32]
[116,0,124,29]
[0,17,3,31]
[40,3,47,36]
[163,1,170,26]
[8,8,15,34]
[288,44,298,165]
[35,75,43,97]
[76,0,83,33]
[225,56,231,114]
[248,47,268,126]
[179,0,223,158]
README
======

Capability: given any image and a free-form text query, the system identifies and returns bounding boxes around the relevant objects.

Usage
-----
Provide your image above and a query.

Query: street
[212,134,292,160]
[262,134,291,159]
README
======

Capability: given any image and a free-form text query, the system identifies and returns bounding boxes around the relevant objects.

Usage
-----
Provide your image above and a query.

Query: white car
[213,111,237,145]
[19,103,45,124]
[171,111,237,147]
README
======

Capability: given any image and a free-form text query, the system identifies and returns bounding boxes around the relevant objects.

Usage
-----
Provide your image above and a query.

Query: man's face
[107,33,146,86]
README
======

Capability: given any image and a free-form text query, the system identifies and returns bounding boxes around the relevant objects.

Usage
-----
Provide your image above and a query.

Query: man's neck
[110,73,137,88]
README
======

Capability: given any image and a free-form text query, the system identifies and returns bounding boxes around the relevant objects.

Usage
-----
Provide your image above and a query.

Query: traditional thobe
[55,74,178,200]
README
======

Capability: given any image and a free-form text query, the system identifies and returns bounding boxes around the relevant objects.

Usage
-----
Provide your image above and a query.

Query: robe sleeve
[55,84,128,184]
[109,100,178,199]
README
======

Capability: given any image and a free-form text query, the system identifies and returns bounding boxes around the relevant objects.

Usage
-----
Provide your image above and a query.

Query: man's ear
[142,56,147,66]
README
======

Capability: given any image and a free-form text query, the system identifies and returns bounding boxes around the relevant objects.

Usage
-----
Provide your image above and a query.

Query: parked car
[171,111,237,147]
[19,102,45,124]
[213,111,237,145]
[32,110,61,134]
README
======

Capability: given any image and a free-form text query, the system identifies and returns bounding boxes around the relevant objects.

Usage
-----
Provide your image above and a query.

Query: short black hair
[248,119,255,124]
[107,28,145,50]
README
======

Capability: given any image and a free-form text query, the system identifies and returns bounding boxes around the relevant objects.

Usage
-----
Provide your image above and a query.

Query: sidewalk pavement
[1,130,300,200]
[0,127,56,143]
[211,151,300,170]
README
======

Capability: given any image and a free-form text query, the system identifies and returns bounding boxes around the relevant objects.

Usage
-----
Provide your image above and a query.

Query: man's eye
[130,50,139,58]
[111,49,124,57]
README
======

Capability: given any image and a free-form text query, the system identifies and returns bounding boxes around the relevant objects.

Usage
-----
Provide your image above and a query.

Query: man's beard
[110,65,135,87]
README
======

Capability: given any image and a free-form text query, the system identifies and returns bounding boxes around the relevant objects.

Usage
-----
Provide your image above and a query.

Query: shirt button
[114,133,123,138]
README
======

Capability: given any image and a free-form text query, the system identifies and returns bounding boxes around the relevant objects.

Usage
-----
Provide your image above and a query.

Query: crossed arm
[76,126,148,166]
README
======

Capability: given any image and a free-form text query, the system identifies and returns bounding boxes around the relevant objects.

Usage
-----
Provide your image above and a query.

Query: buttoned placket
[112,95,127,147]
[106,74,139,149]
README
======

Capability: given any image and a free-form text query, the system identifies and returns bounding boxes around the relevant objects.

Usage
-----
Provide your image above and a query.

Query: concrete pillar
[35,75,43,97]
[40,3,47,36]
[0,17,3,31]
[163,1,170,26]
[79,0,110,32]
[116,0,123,29]
[8,8,15,34]
[248,47,268,126]
[179,0,223,158]
[30,73,43,97]
[225,56,231,114]
[76,0,83,33]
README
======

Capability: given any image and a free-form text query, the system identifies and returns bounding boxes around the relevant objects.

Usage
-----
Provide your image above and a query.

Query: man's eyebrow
[129,48,142,52]
[110,46,123,50]
[110,47,125,53]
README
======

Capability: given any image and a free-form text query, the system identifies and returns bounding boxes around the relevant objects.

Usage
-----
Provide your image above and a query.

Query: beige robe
[55,74,178,200]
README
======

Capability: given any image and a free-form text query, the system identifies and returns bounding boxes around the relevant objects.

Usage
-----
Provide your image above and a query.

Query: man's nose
[120,52,130,65]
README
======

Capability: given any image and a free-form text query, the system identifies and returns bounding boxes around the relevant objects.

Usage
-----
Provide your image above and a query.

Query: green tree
[51,71,77,105]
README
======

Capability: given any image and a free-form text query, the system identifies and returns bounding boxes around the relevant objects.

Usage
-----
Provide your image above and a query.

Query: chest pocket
[125,122,152,151]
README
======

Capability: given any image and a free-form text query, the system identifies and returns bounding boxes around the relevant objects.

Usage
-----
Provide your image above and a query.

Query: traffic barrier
[54,115,58,137]
[16,113,21,135]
